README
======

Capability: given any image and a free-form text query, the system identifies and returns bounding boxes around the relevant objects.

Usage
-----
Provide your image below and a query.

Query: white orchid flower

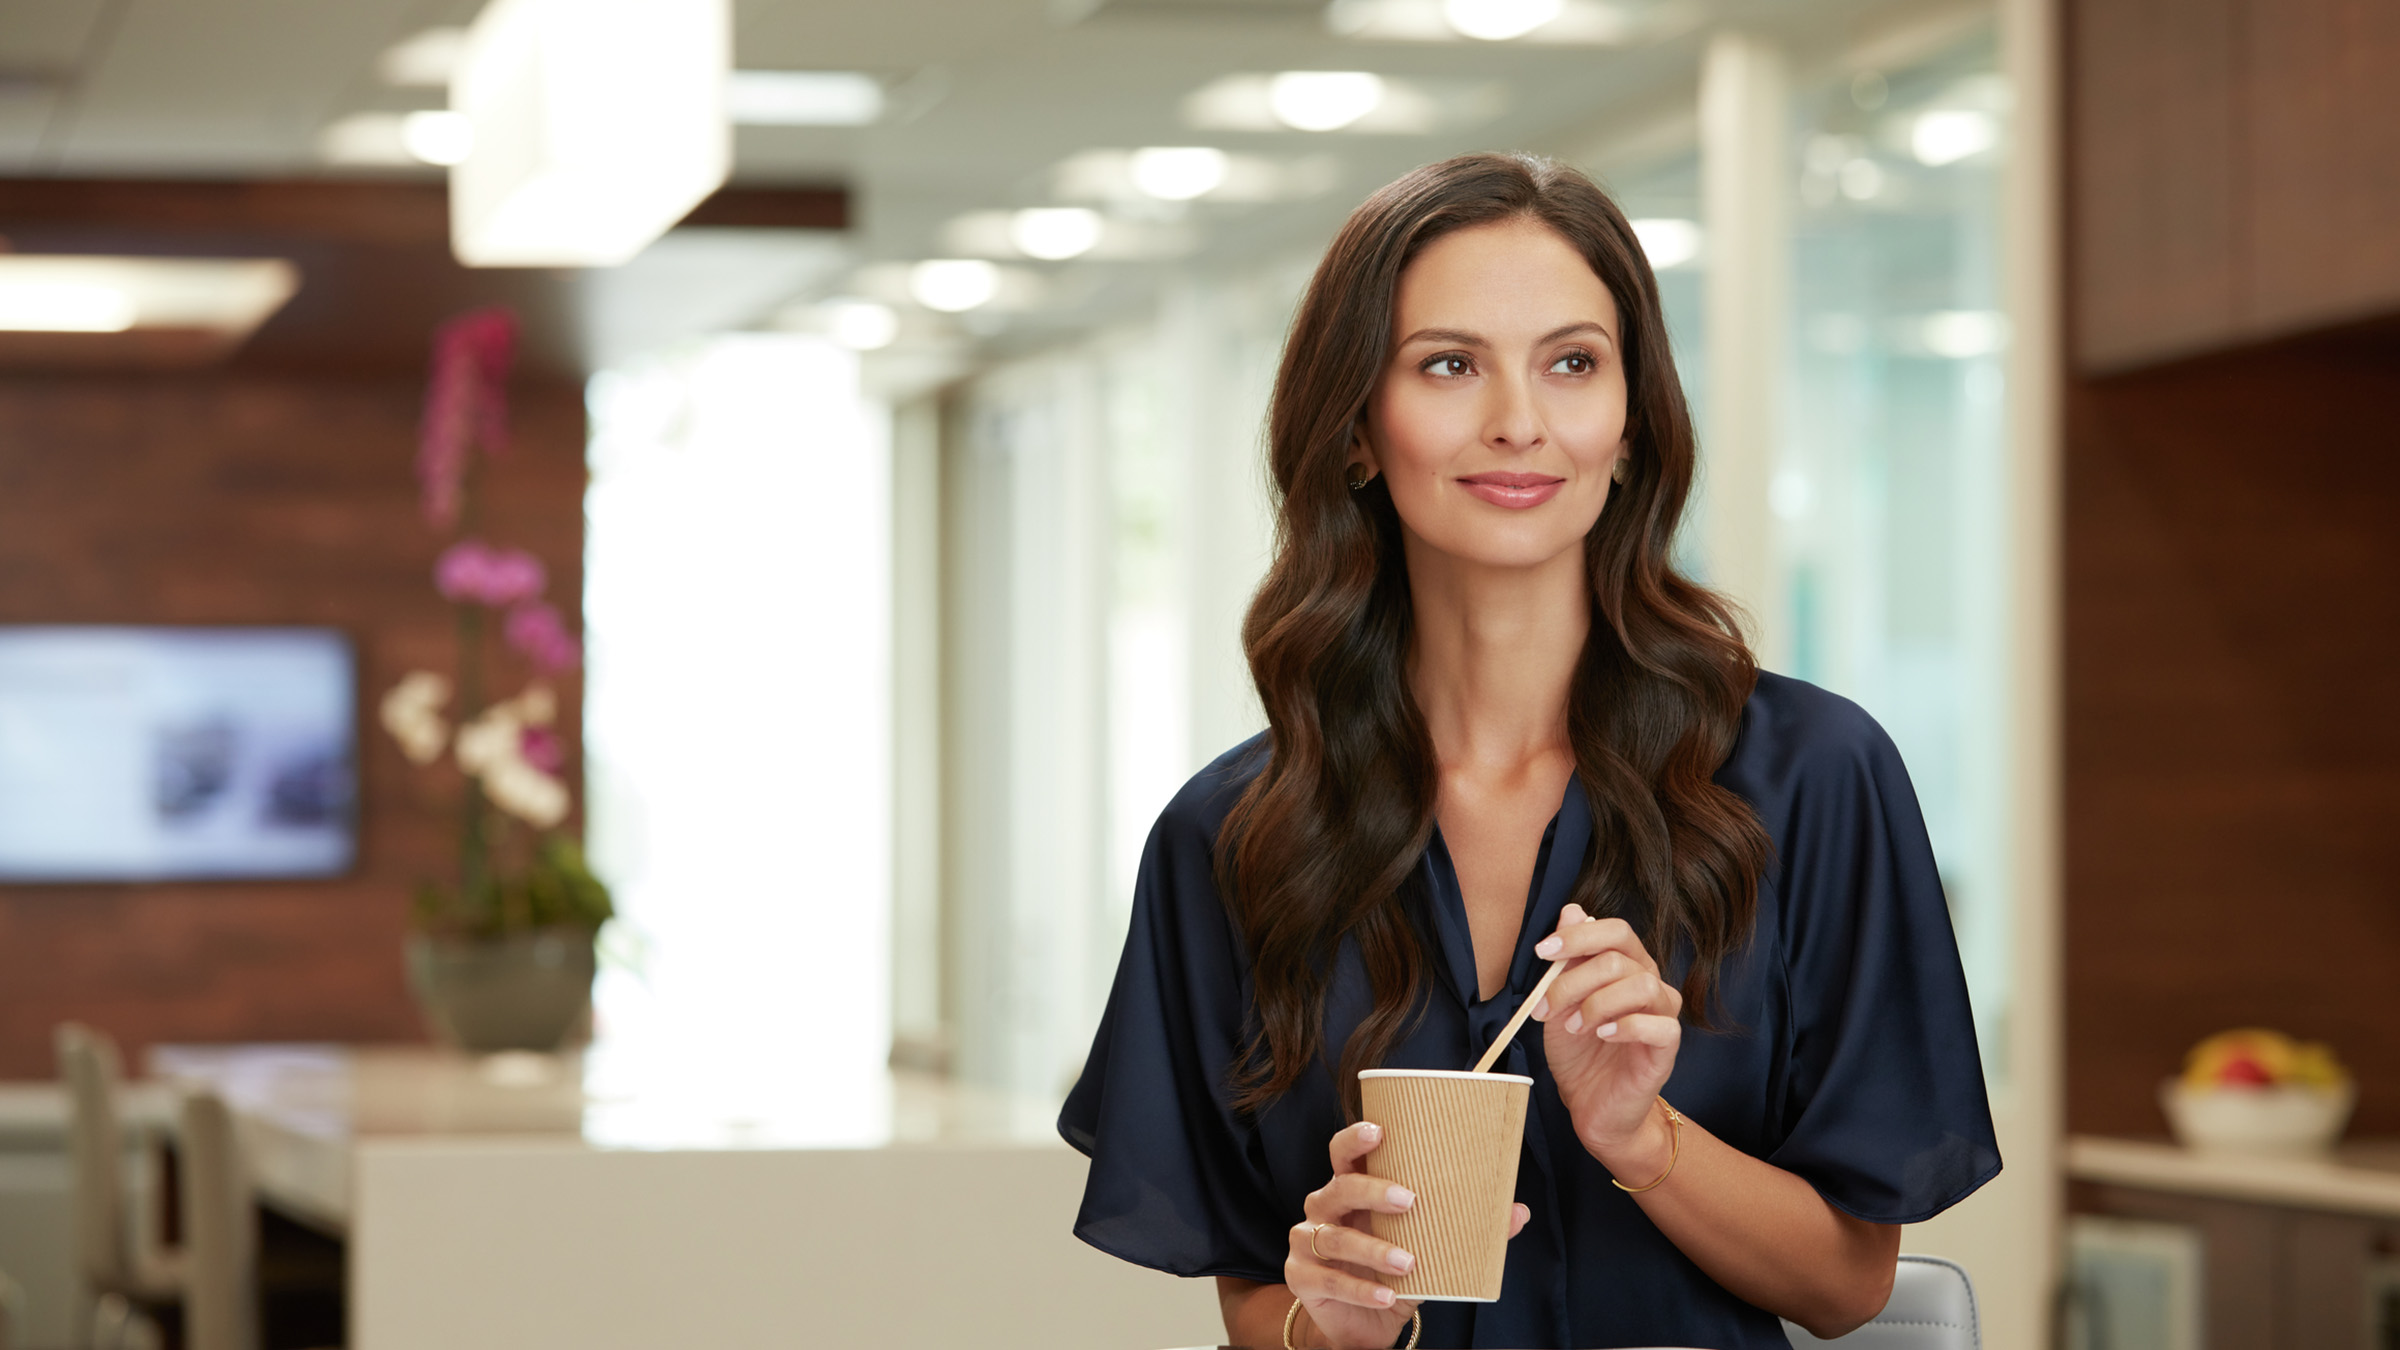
[455,685,570,829]
[379,670,452,765]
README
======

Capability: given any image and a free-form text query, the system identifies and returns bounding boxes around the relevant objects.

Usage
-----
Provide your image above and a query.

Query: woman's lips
[1457,471,1566,509]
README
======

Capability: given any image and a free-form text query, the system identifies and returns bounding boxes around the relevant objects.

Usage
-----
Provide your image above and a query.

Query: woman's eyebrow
[1395,320,1615,348]
[1396,326,1485,348]
[1536,320,1614,345]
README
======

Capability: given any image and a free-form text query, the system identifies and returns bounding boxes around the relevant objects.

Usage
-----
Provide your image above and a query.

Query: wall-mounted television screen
[0,627,357,881]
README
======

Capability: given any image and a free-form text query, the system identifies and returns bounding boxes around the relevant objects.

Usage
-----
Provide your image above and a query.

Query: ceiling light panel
[1129,147,1228,200]
[822,299,899,350]
[942,210,1196,263]
[1325,0,1647,44]
[1267,71,1384,131]
[1443,0,1563,39]
[449,0,731,268]
[0,257,298,335]
[1184,73,1495,134]
[909,259,1001,312]
[728,71,885,126]
[1052,148,1335,206]
[1008,208,1105,260]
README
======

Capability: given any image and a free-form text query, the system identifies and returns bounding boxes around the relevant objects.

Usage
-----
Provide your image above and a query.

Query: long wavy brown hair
[1216,152,1773,1116]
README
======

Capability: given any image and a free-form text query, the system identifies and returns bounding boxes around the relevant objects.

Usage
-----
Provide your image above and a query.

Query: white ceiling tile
[0,91,57,169]
[0,0,112,70]
[54,0,424,170]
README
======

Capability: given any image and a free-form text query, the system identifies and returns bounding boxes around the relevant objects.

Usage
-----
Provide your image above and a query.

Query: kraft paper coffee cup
[1357,1068,1532,1302]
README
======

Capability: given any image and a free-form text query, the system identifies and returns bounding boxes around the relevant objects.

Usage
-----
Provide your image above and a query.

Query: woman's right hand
[1284,1120,1532,1348]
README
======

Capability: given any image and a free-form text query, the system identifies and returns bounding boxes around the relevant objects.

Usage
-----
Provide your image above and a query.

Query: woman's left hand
[1530,904,1684,1170]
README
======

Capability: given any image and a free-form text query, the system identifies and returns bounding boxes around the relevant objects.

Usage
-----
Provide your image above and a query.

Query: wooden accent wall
[0,372,587,1078]
[2070,0,2400,371]
[2063,318,2400,1135]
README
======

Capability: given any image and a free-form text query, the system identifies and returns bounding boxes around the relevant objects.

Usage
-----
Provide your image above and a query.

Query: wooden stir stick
[1467,958,1567,1073]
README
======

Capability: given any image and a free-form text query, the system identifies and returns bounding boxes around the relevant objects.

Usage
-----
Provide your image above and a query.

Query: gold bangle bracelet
[1282,1298,1421,1350]
[1610,1100,1684,1194]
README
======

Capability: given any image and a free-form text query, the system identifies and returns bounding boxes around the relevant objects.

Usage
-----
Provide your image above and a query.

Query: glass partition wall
[1779,27,2015,1081]
[924,25,2016,1104]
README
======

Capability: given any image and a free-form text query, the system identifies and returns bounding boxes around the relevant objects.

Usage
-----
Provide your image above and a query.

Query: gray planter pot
[405,927,597,1053]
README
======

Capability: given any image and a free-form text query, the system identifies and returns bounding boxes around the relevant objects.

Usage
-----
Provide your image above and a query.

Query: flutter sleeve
[1058,747,1288,1281]
[1739,680,2003,1224]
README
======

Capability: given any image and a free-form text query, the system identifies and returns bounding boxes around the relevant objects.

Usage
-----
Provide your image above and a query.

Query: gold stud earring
[1347,463,1371,491]
[1610,458,1630,484]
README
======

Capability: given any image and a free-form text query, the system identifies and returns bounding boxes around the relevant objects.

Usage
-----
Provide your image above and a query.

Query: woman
[1060,152,1998,1349]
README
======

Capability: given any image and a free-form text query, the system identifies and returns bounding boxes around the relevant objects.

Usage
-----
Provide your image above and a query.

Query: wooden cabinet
[2069,1137,2400,1350]
[2070,0,2400,370]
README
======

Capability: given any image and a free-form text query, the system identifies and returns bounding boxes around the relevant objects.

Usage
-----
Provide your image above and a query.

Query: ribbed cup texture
[1361,1073,1529,1301]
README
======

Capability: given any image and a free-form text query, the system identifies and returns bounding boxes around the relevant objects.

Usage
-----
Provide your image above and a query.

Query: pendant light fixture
[449,0,730,267]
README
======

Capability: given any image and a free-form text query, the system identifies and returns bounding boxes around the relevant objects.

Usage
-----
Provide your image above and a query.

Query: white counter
[142,1044,1222,1350]
[2066,1134,2400,1219]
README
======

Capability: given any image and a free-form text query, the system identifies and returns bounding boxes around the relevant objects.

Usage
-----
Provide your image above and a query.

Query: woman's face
[1358,218,1628,572]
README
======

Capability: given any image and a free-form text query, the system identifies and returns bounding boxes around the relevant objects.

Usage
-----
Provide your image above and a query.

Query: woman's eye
[1424,354,1474,377]
[1550,350,1596,375]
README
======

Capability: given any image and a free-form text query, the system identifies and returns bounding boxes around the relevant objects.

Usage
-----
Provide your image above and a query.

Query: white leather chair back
[1781,1254,1980,1350]
[55,1024,131,1290]
[178,1090,257,1350]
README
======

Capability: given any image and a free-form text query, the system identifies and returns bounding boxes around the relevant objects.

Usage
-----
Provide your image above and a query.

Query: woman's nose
[1482,369,1545,450]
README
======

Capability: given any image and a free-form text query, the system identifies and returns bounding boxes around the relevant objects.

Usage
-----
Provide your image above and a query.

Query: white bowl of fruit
[2160,1029,2355,1157]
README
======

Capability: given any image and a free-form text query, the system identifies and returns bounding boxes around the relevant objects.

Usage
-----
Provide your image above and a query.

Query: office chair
[179,1089,259,1350]
[55,1024,185,1350]
[1782,1254,1980,1350]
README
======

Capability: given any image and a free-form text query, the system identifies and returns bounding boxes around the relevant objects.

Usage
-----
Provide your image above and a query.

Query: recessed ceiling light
[379,26,468,88]
[1008,208,1104,261]
[1129,147,1228,201]
[1911,109,1999,166]
[1442,0,1564,40]
[910,260,1000,312]
[401,110,475,166]
[1629,218,1701,270]
[1267,71,1385,132]
[826,299,899,349]
[727,70,884,126]
[0,257,298,335]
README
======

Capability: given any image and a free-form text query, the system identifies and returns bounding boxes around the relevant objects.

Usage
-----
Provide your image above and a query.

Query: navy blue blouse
[1060,672,2001,1349]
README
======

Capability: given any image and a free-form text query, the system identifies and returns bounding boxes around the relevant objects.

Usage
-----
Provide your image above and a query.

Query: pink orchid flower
[435,540,547,607]
[503,600,582,673]
[418,307,518,529]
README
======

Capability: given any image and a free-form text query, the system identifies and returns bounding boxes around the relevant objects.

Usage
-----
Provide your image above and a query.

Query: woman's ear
[1346,419,1382,482]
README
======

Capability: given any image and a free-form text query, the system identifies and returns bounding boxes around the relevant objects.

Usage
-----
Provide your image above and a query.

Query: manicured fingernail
[1358,1121,1380,1140]
[1388,1185,1415,1209]
[1531,997,1550,1020]
[1564,1010,1584,1034]
[1375,1288,1395,1306]
[1597,1021,1619,1038]
[1388,1248,1414,1273]
[1535,935,1562,958]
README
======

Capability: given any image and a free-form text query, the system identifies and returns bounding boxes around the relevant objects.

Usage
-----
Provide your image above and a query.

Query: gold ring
[1308,1222,1333,1261]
